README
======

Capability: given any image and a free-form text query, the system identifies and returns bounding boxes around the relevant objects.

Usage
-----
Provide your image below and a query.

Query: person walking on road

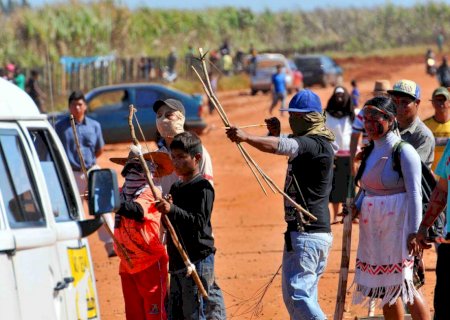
[269,64,287,116]
[227,89,335,320]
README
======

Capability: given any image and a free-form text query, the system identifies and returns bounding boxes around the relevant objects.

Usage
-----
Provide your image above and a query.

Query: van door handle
[54,281,68,291]
[54,277,74,291]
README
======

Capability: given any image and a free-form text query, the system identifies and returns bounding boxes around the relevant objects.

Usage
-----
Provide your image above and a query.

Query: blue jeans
[168,253,226,320]
[270,91,287,113]
[282,231,333,320]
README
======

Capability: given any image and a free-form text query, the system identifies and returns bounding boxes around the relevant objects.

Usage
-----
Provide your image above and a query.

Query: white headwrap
[156,105,185,139]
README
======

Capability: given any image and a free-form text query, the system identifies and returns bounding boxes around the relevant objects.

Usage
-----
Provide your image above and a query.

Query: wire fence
[35,55,204,97]
[32,40,344,98]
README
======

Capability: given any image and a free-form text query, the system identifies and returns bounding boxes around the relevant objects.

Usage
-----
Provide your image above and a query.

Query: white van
[0,78,117,320]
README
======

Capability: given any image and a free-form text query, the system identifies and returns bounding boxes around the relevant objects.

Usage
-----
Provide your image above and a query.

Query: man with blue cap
[226,89,336,320]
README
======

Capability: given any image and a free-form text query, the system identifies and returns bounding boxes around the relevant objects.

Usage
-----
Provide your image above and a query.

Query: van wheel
[251,89,258,96]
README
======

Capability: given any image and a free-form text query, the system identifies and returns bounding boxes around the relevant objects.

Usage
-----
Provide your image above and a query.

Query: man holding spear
[226,89,336,320]
[55,90,116,257]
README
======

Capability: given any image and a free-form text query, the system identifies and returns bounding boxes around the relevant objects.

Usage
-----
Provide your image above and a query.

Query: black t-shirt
[167,175,215,272]
[284,135,334,233]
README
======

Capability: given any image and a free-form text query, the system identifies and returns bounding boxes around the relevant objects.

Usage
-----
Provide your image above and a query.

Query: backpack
[355,140,445,240]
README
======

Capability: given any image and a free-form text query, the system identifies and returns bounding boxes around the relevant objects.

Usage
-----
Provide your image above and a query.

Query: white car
[249,53,300,95]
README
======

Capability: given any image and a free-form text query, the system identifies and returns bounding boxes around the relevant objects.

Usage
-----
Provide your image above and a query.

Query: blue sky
[28,0,450,11]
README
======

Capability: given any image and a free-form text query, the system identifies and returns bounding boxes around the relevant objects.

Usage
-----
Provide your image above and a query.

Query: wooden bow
[127,105,208,299]
[191,47,317,222]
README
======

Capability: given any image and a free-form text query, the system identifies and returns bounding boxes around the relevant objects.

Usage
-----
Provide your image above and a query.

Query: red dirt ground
[92,54,441,319]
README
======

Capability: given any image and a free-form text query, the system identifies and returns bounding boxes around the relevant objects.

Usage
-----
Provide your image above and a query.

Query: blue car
[51,83,206,144]
[293,54,343,87]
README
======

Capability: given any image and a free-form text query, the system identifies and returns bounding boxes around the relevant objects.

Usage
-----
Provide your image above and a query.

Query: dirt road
[92,55,440,319]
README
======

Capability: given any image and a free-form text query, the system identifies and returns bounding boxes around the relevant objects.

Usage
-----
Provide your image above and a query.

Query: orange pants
[120,256,168,320]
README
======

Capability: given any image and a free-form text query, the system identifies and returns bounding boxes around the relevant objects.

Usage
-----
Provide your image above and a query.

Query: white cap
[335,87,345,94]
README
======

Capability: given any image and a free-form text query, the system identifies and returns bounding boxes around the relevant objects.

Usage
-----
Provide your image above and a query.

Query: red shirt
[114,188,167,274]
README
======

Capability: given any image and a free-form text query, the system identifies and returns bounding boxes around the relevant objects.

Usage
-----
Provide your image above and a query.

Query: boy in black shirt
[156,132,225,320]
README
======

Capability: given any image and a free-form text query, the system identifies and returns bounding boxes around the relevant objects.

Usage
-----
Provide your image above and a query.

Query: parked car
[50,83,206,144]
[249,53,303,95]
[293,54,343,87]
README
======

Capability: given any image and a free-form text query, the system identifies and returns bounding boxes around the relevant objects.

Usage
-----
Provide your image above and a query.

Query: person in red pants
[110,148,173,320]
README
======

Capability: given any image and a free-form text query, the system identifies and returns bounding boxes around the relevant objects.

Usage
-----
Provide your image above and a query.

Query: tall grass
[2,1,450,67]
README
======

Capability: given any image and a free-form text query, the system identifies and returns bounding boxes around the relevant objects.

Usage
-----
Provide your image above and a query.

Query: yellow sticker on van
[67,246,97,319]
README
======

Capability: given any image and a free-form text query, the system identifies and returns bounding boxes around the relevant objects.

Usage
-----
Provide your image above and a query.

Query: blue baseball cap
[280,89,322,113]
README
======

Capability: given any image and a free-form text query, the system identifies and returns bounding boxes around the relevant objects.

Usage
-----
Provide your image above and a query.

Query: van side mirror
[88,169,120,216]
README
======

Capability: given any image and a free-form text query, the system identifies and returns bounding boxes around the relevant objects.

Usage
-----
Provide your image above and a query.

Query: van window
[28,129,79,221]
[0,130,45,228]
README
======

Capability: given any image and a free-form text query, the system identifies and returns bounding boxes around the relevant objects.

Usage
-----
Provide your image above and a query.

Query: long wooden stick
[127,106,208,299]
[191,66,269,194]
[222,124,267,129]
[192,49,317,221]
[70,115,133,268]
[70,115,88,176]
[197,53,278,194]
[334,175,355,320]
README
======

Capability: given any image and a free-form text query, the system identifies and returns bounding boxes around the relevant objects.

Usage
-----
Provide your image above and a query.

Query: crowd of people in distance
[1,62,46,113]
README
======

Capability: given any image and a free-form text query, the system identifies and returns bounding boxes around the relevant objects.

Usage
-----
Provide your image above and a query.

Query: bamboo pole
[128,106,208,299]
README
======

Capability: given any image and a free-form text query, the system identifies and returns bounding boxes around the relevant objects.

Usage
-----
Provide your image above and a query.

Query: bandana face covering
[289,116,310,136]
[156,105,185,139]
[289,112,335,141]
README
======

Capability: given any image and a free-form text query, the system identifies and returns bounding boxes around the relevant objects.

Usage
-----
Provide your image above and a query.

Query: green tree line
[1,1,450,67]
